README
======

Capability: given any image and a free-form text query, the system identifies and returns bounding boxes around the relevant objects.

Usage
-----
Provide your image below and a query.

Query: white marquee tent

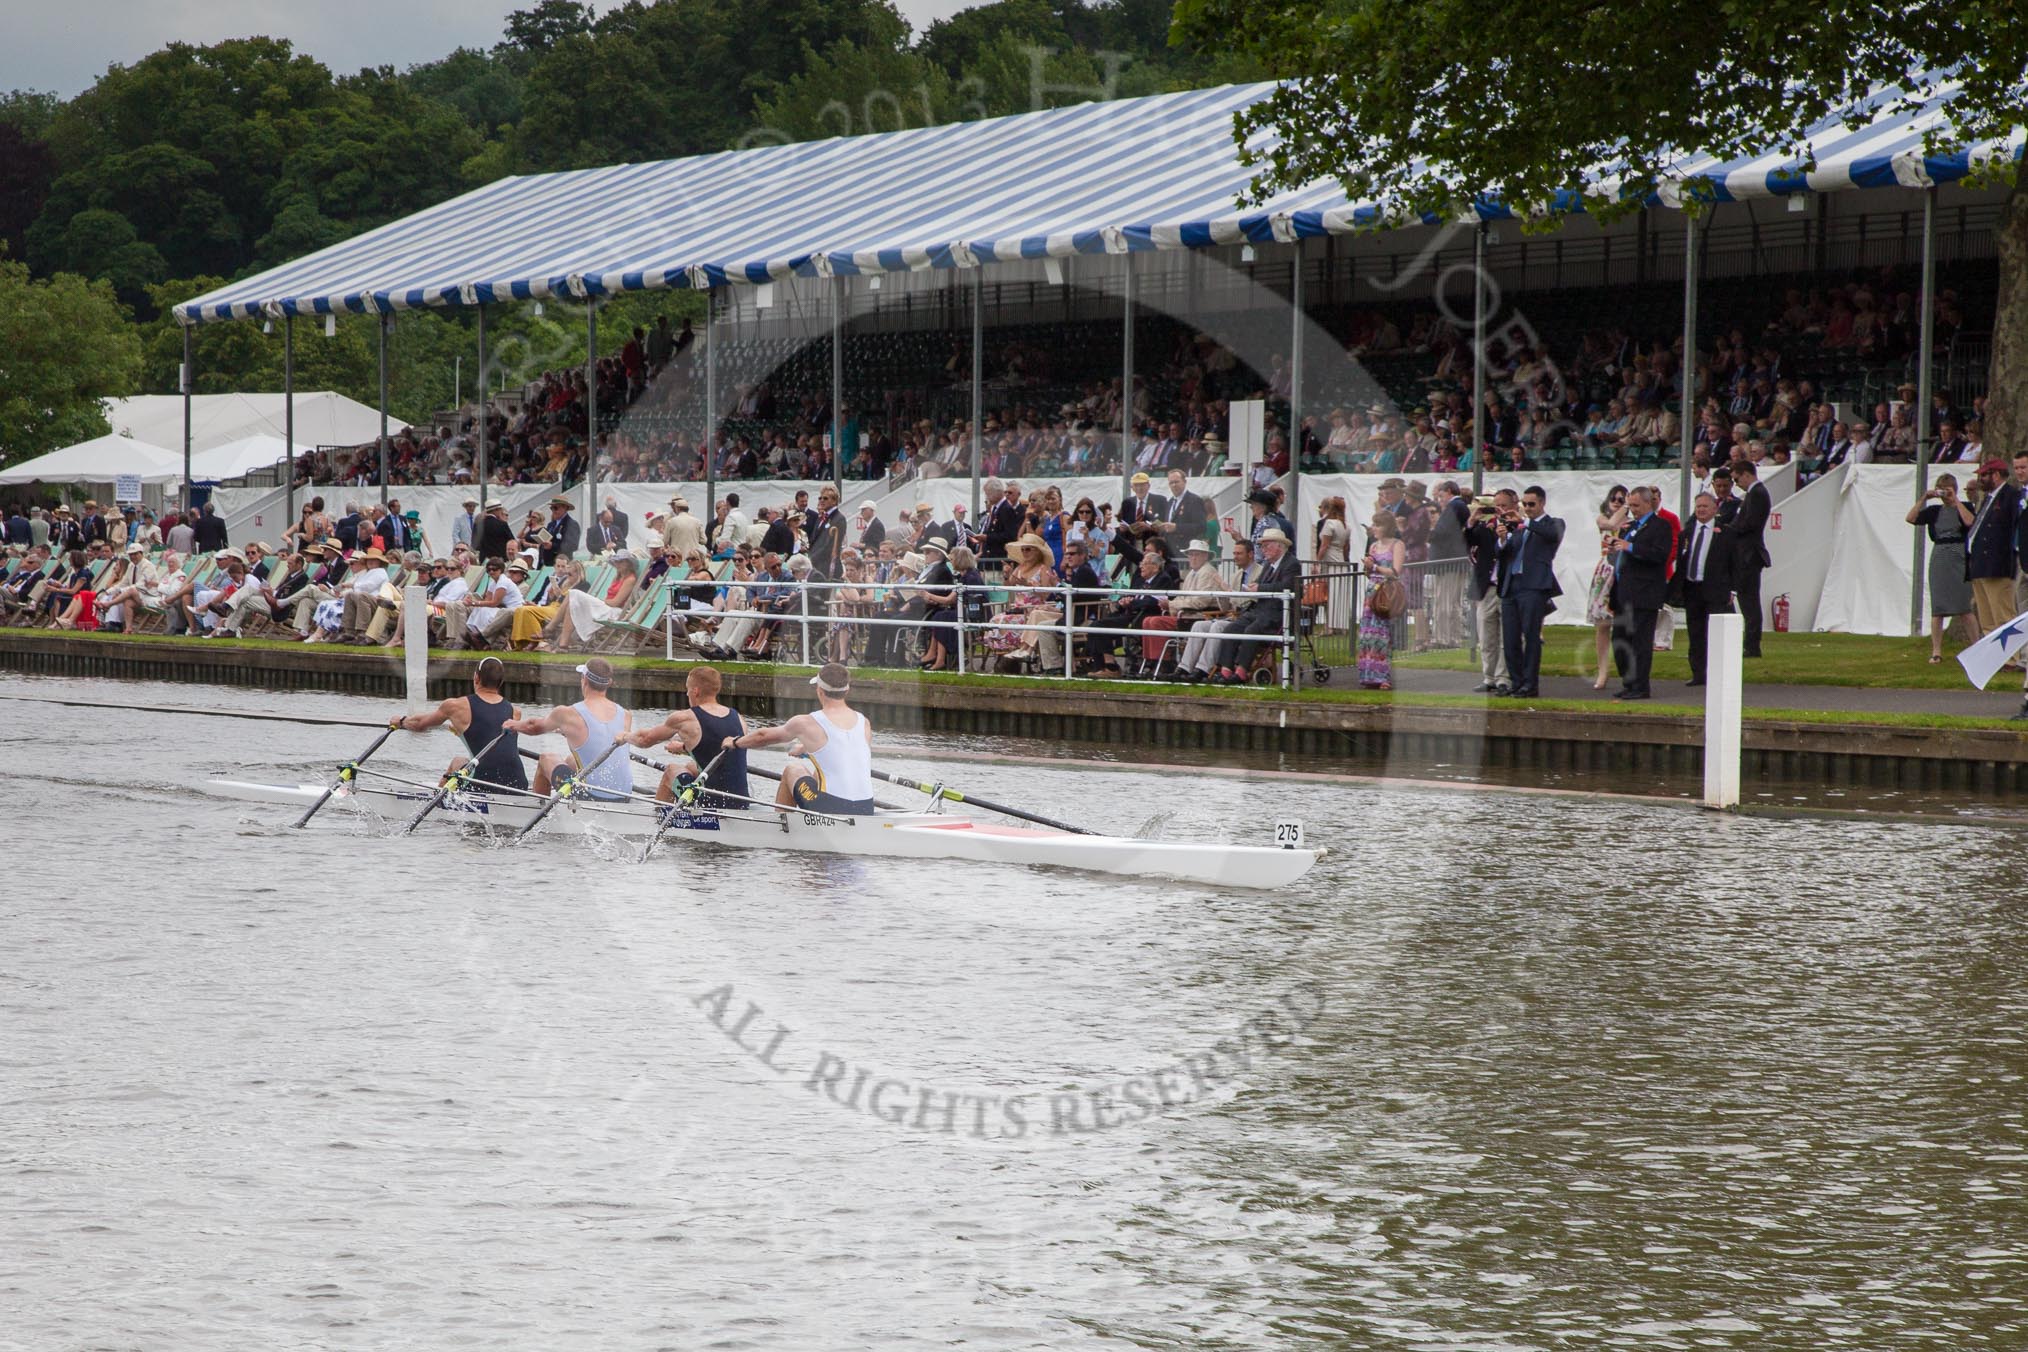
[104,391,401,456]
[187,434,316,483]
[0,432,184,486]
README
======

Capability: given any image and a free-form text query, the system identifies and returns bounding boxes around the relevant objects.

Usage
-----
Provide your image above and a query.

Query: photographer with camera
[1906,472,1975,663]
[1465,489,1516,693]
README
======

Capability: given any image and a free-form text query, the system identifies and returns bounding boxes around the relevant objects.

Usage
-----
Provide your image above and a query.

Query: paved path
[1395,666,2028,719]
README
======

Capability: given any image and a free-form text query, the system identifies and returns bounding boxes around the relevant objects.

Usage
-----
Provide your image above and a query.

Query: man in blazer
[982,480,1024,563]
[1115,471,1161,570]
[1607,486,1674,699]
[1964,457,2022,635]
[1495,485,1564,698]
[1153,467,1210,546]
[1672,491,1735,686]
[1723,459,1773,657]
[474,502,514,561]
[1208,528,1302,684]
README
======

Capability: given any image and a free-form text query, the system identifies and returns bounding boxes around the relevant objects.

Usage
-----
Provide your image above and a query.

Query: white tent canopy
[187,434,315,483]
[0,432,185,486]
[104,391,403,455]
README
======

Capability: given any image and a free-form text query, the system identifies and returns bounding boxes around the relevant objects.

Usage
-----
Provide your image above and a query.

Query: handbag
[1369,577,1406,619]
[1301,577,1330,608]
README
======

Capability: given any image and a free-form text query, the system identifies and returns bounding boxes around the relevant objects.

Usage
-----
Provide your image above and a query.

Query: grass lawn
[1387,629,1973,689]
[10,627,2026,731]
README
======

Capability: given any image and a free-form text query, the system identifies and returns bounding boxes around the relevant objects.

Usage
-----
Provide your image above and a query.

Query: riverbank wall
[4,630,2026,798]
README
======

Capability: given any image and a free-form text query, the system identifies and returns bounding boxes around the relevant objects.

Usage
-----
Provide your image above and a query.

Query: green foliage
[1169,0,2027,219]
[0,261,144,465]
[7,0,1213,411]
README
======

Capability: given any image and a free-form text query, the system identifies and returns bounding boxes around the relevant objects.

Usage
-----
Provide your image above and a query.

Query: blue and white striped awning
[175,79,2021,324]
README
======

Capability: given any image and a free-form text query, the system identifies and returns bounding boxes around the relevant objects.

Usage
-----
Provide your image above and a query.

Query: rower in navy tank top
[734,662,877,816]
[387,655,528,790]
[626,664,752,808]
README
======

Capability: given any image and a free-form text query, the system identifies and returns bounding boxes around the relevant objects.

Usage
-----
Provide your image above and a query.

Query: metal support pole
[1679,213,1698,520]
[955,585,967,674]
[1912,186,1938,633]
[1063,584,1075,680]
[475,304,488,510]
[585,301,598,531]
[181,324,193,512]
[705,291,718,522]
[1471,223,1487,495]
[376,312,390,506]
[831,275,845,491]
[1119,253,1135,499]
[1290,238,1305,500]
[970,267,983,523]
[799,583,811,664]
[283,314,295,526]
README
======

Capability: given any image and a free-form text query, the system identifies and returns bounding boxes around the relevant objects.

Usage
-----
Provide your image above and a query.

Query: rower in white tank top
[731,662,879,815]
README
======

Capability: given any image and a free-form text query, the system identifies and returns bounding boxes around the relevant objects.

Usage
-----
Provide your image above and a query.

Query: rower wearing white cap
[505,655,636,800]
[731,661,876,815]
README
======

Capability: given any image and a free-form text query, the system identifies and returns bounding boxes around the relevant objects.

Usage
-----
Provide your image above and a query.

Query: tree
[1171,0,2028,454]
[0,122,55,264]
[755,25,960,142]
[0,261,143,465]
[504,1,597,55]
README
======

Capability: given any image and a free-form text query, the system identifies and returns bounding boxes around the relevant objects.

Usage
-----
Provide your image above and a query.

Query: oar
[742,763,909,813]
[638,741,733,863]
[517,738,628,839]
[400,729,509,834]
[870,769,1098,835]
[294,722,401,828]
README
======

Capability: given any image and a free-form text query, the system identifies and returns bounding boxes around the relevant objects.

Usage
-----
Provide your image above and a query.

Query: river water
[3,673,2025,1350]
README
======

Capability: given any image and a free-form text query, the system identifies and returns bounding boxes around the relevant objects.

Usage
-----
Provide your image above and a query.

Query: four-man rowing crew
[205,657,1321,889]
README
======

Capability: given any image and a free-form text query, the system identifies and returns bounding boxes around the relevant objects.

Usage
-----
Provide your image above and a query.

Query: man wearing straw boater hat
[732,662,876,816]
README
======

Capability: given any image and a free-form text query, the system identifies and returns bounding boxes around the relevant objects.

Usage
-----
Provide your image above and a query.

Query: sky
[5,0,975,97]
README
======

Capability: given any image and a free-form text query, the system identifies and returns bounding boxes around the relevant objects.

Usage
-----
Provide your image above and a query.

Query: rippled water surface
[3,672,2025,1350]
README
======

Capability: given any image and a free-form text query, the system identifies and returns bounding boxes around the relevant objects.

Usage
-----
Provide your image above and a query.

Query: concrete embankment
[4,631,2027,799]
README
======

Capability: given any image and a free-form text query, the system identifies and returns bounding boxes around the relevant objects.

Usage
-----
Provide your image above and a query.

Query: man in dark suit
[586,508,625,554]
[1153,467,1210,547]
[1211,527,1302,684]
[599,494,630,550]
[192,502,230,552]
[1115,471,1161,570]
[854,503,886,554]
[543,497,581,564]
[475,502,514,561]
[983,480,1024,563]
[1495,485,1564,698]
[1672,491,1734,686]
[335,503,363,552]
[1707,467,1738,525]
[1722,459,1772,657]
[1964,457,2022,637]
[809,485,846,578]
[1607,486,1673,700]
[759,508,797,558]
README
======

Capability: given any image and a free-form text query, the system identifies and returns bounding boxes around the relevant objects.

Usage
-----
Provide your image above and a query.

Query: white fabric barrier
[1813,464,1921,637]
[1760,462,1849,635]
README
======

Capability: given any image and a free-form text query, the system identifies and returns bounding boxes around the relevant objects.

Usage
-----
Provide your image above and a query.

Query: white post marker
[403,584,428,714]
[1704,612,1744,809]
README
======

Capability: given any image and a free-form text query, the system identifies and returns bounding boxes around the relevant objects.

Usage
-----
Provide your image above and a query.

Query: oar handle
[872,769,1096,835]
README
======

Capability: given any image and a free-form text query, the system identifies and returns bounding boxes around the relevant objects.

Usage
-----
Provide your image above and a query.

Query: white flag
[1957,606,2028,689]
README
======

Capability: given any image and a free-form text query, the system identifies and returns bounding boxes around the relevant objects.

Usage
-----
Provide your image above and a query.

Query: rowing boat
[204,779,1321,889]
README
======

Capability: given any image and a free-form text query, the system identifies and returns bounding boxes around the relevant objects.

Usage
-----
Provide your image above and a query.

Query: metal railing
[661,577,1297,686]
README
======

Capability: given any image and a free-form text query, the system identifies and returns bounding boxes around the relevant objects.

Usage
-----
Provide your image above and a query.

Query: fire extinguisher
[1772,594,1790,633]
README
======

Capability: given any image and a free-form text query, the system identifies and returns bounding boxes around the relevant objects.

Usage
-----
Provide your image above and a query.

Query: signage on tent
[115,475,142,504]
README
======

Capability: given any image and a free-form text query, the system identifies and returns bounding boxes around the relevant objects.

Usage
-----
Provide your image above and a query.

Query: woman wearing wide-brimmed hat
[985,533,1063,671]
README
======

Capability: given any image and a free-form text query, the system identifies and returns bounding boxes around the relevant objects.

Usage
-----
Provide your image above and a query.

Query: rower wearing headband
[505,655,635,800]
[390,656,528,790]
[733,661,876,815]
[626,664,751,807]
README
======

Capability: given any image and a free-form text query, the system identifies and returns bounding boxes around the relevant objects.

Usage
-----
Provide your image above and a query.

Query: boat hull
[204,780,1319,888]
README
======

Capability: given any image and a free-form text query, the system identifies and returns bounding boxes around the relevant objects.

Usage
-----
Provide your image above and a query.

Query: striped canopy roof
[175,79,2022,325]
